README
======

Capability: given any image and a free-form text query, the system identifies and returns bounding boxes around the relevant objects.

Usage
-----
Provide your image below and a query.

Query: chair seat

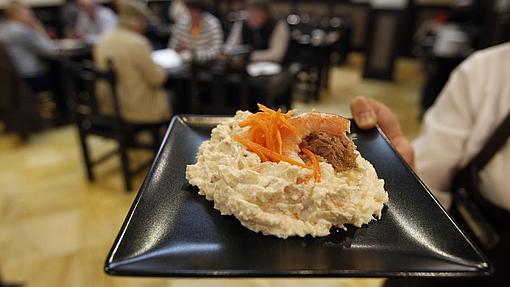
[79,115,167,149]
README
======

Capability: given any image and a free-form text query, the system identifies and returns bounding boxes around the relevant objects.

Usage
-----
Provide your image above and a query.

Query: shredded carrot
[257,104,277,115]
[302,148,321,183]
[235,103,321,182]
[257,118,275,151]
[248,126,264,146]
[270,111,279,150]
[257,104,294,118]
[233,135,307,168]
[239,119,257,128]
[275,129,282,154]
[279,116,300,136]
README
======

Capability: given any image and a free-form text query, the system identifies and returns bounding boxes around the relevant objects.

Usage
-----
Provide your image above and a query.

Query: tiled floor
[0,54,423,286]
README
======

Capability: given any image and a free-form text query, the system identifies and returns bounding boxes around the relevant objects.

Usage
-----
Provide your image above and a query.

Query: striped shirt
[169,12,223,62]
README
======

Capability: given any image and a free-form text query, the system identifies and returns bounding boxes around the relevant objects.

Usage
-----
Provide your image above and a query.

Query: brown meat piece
[300,132,357,172]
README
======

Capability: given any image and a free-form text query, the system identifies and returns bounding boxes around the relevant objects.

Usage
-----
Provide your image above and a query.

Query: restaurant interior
[1,0,509,286]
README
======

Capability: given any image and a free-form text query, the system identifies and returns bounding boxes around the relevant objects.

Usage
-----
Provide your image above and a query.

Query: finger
[350,96,377,129]
[367,98,405,140]
[392,136,415,169]
[363,98,414,167]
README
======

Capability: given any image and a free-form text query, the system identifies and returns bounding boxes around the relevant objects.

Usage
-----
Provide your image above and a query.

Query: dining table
[152,49,293,115]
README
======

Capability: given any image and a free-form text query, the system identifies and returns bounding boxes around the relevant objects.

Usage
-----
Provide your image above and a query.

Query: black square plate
[105,115,490,277]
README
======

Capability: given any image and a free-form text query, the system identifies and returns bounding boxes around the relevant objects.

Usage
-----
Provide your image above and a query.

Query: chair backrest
[72,59,122,124]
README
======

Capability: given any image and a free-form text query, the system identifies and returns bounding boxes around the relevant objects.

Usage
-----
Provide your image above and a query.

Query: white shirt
[75,6,117,44]
[414,43,510,211]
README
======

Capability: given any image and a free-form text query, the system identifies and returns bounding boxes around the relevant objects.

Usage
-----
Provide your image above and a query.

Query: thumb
[351,96,377,129]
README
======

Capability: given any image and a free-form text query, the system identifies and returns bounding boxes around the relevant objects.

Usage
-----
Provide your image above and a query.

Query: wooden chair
[71,60,167,191]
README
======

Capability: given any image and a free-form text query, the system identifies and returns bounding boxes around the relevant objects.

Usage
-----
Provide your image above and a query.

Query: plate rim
[104,115,492,278]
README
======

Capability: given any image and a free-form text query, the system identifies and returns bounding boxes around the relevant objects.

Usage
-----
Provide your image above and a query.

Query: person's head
[5,0,34,24]
[184,0,211,23]
[78,0,97,18]
[118,0,152,33]
[246,0,272,29]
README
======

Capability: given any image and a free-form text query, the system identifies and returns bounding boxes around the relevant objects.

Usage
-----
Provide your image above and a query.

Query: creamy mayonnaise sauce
[186,111,388,238]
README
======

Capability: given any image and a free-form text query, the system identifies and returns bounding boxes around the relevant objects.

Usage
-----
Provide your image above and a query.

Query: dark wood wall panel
[1,0,463,53]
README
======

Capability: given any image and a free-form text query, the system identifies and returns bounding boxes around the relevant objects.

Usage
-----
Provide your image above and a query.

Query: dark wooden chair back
[71,59,165,191]
[73,59,123,125]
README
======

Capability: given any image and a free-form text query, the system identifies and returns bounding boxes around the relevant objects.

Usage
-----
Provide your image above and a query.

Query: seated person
[60,0,81,38]
[226,0,289,63]
[94,0,171,123]
[75,0,117,43]
[350,43,510,287]
[168,0,188,23]
[0,0,58,93]
[168,0,223,62]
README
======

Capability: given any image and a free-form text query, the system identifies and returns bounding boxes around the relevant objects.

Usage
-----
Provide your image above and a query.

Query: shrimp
[281,112,351,162]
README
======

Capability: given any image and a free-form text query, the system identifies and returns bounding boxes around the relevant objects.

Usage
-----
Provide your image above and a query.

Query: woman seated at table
[168,0,223,62]
[225,0,289,64]
[94,0,171,123]
[0,0,59,94]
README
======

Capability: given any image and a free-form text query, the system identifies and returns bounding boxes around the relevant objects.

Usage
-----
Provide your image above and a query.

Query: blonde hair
[117,0,152,30]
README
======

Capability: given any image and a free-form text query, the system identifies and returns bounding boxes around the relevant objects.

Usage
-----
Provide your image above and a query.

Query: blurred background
[0,0,509,286]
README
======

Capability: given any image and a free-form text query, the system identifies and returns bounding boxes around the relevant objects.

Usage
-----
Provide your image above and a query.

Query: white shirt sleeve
[225,21,242,52]
[413,61,478,208]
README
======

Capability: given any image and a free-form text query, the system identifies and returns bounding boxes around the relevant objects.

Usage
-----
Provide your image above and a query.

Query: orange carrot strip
[279,116,299,136]
[248,126,257,138]
[239,121,253,128]
[257,103,275,114]
[235,135,267,161]
[234,135,307,168]
[237,103,303,163]
[258,104,292,119]
[276,129,282,154]
[258,150,268,162]
[241,112,271,127]
[302,148,321,183]
[270,112,279,152]
[255,118,275,151]
[240,117,262,128]
[257,103,294,118]
[248,127,265,146]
